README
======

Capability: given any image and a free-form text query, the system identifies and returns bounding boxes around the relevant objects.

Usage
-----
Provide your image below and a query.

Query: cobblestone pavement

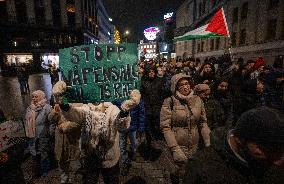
[0,73,53,119]
[20,140,173,184]
[1,73,174,184]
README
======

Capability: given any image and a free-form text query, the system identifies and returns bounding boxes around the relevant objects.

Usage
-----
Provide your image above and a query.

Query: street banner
[174,7,229,42]
[59,43,139,103]
[0,120,26,152]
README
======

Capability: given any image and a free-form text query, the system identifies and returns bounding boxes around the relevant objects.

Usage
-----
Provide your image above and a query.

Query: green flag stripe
[173,33,222,42]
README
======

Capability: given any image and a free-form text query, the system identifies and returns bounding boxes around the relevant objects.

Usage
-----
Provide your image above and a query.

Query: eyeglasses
[178,82,190,89]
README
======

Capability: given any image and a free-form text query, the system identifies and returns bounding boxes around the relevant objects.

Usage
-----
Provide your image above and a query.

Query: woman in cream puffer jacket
[160,73,211,183]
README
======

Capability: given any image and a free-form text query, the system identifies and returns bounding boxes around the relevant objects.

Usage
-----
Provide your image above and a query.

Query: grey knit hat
[234,107,284,146]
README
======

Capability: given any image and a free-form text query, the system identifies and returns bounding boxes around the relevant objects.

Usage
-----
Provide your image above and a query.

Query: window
[240,29,246,45]
[232,7,238,24]
[52,0,61,27]
[67,0,76,27]
[199,3,202,17]
[216,38,220,50]
[210,39,214,50]
[282,21,284,39]
[266,19,277,40]
[38,0,44,7]
[268,0,279,10]
[197,43,201,53]
[15,0,27,24]
[241,2,248,20]
[0,1,7,24]
[184,41,188,50]
[202,1,206,14]
[231,32,237,47]
[201,41,204,52]
[34,0,45,25]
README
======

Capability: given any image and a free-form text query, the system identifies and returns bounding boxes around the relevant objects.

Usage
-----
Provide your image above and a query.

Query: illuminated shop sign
[5,54,33,66]
[41,54,59,69]
[164,12,174,23]
[144,27,160,41]
[138,43,157,59]
[164,12,173,20]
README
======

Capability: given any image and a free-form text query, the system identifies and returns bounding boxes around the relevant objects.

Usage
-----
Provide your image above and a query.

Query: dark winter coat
[233,79,265,124]
[183,127,284,184]
[128,100,145,132]
[140,77,165,109]
[112,100,145,133]
[203,97,225,130]
[214,91,233,127]
[0,108,5,123]
[164,73,173,98]
[264,68,284,110]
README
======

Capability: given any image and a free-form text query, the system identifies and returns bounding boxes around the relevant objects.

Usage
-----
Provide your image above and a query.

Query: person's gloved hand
[204,141,211,147]
[121,90,141,112]
[118,109,129,118]
[52,81,70,111]
[171,146,187,163]
[52,81,67,103]
[59,96,70,112]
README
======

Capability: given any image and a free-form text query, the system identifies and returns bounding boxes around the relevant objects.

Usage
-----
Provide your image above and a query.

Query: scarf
[176,90,194,102]
[25,91,47,138]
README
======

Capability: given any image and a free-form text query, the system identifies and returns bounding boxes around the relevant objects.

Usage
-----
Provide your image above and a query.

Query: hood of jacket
[170,73,191,94]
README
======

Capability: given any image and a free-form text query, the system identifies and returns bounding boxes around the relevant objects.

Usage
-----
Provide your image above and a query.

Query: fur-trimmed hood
[170,73,191,94]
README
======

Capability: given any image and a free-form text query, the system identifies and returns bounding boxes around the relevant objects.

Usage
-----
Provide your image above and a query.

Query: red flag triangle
[205,8,229,37]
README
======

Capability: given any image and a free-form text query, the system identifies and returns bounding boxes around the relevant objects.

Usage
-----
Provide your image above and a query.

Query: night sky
[103,0,185,42]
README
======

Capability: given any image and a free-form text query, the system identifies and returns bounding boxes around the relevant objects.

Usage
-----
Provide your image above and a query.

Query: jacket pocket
[173,127,190,147]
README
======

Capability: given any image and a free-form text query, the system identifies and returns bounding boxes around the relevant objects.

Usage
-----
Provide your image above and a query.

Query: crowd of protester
[138,55,284,183]
[1,54,284,184]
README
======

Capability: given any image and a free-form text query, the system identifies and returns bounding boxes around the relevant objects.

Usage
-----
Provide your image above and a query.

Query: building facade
[175,0,284,65]
[0,0,113,75]
[97,0,114,44]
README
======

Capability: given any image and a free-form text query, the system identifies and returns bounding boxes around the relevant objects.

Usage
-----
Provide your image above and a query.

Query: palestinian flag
[174,7,229,42]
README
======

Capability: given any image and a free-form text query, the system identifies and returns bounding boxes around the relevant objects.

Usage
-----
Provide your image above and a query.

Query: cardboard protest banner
[59,43,139,103]
[0,120,26,152]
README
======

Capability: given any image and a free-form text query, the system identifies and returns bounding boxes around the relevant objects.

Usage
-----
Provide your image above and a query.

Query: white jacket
[61,102,130,168]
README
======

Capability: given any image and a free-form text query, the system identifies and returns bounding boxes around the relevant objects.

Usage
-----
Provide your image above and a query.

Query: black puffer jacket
[140,77,165,108]
[233,79,264,124]
[214,91,233,127]
[183,127,284,184]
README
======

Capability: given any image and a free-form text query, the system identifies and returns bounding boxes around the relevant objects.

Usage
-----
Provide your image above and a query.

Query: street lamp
[125,30,129,43]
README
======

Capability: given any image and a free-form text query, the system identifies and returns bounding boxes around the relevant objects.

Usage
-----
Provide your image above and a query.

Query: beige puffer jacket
[160,73,211,158]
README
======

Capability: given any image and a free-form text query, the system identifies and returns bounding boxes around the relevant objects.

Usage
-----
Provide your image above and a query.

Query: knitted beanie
[234,107,284,146]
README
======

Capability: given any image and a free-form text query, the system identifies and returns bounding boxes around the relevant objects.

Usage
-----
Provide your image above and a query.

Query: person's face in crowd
[148,69,156,79]
[200,89,211,99]
[157,67,164,77]
[246,63,254,70]
[189,61,194,68]
[258,65,264,73]
[232,135,284,166]
[264,67,270,74]
[256,80,264,93]
[140,62,145,68]
[203,64,212,73]
[218,82,228,91]
[32,94,40,105]
[177,79,191,96]
[139,67,144,77]
[244,141,284,166]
